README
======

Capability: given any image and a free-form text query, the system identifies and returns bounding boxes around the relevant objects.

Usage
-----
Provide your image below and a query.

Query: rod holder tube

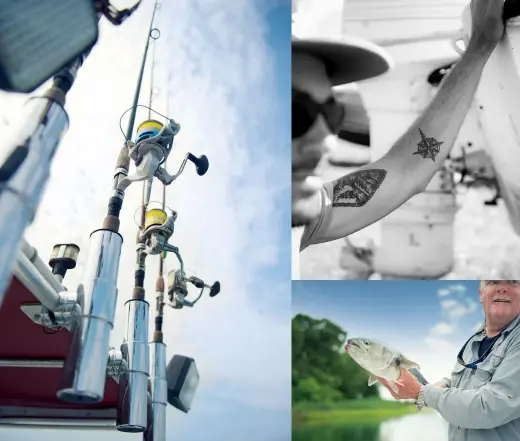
[57,229,123,404]
[117,299,150,433]
[147,341,167,441]
[0,97,69,309]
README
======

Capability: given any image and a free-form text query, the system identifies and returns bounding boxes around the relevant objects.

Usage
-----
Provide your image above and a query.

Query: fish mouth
[345,339,364,353]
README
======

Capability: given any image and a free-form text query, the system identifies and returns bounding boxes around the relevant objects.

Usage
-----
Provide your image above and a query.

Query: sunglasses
[482,280,520,286]
[292,89,345,139]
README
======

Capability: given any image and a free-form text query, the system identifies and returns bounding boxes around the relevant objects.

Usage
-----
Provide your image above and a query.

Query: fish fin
[398,355,420,369]
[388,380,400,395]
[368,374,378,387]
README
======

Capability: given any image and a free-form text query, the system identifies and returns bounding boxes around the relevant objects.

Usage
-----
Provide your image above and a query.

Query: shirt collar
[473,314,520,342]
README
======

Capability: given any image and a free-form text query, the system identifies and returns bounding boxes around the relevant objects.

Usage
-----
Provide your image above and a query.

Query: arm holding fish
[423,341,520,430]
[301,0,504,247]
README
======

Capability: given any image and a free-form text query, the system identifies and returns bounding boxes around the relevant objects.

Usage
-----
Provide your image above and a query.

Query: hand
[292,141,327,226]
[468,0,506,54]
[376,369,422,400]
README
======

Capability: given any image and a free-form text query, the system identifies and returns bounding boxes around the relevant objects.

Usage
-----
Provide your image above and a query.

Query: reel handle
[209,281,221,297]
[187,153,209,176]
[188,277,220,297]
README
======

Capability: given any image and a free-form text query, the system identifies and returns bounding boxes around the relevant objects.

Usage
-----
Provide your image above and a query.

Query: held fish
[345,337,429,394]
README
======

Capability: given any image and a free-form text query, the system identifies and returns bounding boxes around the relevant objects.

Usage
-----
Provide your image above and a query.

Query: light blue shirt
[424,315,520,440]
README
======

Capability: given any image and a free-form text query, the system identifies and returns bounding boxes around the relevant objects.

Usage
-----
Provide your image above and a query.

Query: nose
[495,283,509,293]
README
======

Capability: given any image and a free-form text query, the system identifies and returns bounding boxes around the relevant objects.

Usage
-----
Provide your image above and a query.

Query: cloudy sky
[0,1,291,440]
[292,280,484,398]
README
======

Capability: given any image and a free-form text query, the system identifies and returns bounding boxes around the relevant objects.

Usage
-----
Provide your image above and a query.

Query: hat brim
[293,37,394,86]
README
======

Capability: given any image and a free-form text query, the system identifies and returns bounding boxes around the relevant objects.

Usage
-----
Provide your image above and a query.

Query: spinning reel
[167,269,220,309]
[139,205,177,255]
[117,113,209,192]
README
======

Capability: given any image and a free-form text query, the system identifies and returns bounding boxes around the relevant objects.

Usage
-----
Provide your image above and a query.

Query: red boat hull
[0,277,118,424]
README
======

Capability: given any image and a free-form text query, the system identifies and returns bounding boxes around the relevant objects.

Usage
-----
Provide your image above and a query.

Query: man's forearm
[432,377,451,388]
[423,383,520,430]
[384,44,494,193]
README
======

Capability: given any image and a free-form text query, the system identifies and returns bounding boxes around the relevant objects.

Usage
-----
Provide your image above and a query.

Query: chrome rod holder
[145,341,167,441]
[117,298,150,433]
[0,96,69,309]
[57,229,123,404]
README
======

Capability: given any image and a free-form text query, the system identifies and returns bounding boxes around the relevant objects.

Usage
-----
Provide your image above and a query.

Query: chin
[292,211,311,227]
[292,202,320,227]
[491,308,516,320]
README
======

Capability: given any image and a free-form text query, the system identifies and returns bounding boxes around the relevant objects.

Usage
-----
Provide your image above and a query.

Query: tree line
[292,313,379,404]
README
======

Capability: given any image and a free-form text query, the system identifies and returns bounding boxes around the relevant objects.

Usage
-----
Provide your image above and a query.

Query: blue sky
[293,280,484,387]
[0,1,291,440]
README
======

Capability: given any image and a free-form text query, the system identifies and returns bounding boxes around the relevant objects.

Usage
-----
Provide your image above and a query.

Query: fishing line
[119,105,170,141]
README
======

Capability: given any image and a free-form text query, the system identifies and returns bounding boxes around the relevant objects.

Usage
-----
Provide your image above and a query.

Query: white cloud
[437,284,467,298]
[423,283,480,380]
[449,284,467,293]
[0,1,289,440]
[440,299,458,310]
[438,284,478,323]
[440,296,478,322]
[429,322,453,337]
[424,336,458,355]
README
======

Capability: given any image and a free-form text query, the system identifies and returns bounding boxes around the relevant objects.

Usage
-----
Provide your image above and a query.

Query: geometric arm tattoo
[412,128,443,162]
[332,169,387,207]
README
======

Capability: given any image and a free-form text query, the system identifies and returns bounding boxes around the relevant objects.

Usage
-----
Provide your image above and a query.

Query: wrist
[415,385,427,411]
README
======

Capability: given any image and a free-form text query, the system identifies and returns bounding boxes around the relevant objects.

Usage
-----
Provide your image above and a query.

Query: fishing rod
[147,50,168,439]
[54,0,220,436]
[52,0,169,412]
[0,1,144,311]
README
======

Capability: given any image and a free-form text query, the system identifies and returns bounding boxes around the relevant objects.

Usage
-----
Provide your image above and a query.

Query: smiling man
[379,280,520,441]
[291,0,506,279]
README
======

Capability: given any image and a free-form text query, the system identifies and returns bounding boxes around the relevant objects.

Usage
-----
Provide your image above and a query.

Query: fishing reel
[118,118,179,189]
[139,205,177,255]
[117,116,209,191]
[167,269,220,309]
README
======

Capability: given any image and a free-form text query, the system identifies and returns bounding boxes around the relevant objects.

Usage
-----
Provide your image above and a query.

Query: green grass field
[293,398,418,427]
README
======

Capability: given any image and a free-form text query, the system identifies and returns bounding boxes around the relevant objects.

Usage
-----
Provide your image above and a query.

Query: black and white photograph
[292,0,520,280]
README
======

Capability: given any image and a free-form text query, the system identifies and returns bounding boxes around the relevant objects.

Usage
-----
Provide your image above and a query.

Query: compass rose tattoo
[332,169,387,207]
[413,128,443,161]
